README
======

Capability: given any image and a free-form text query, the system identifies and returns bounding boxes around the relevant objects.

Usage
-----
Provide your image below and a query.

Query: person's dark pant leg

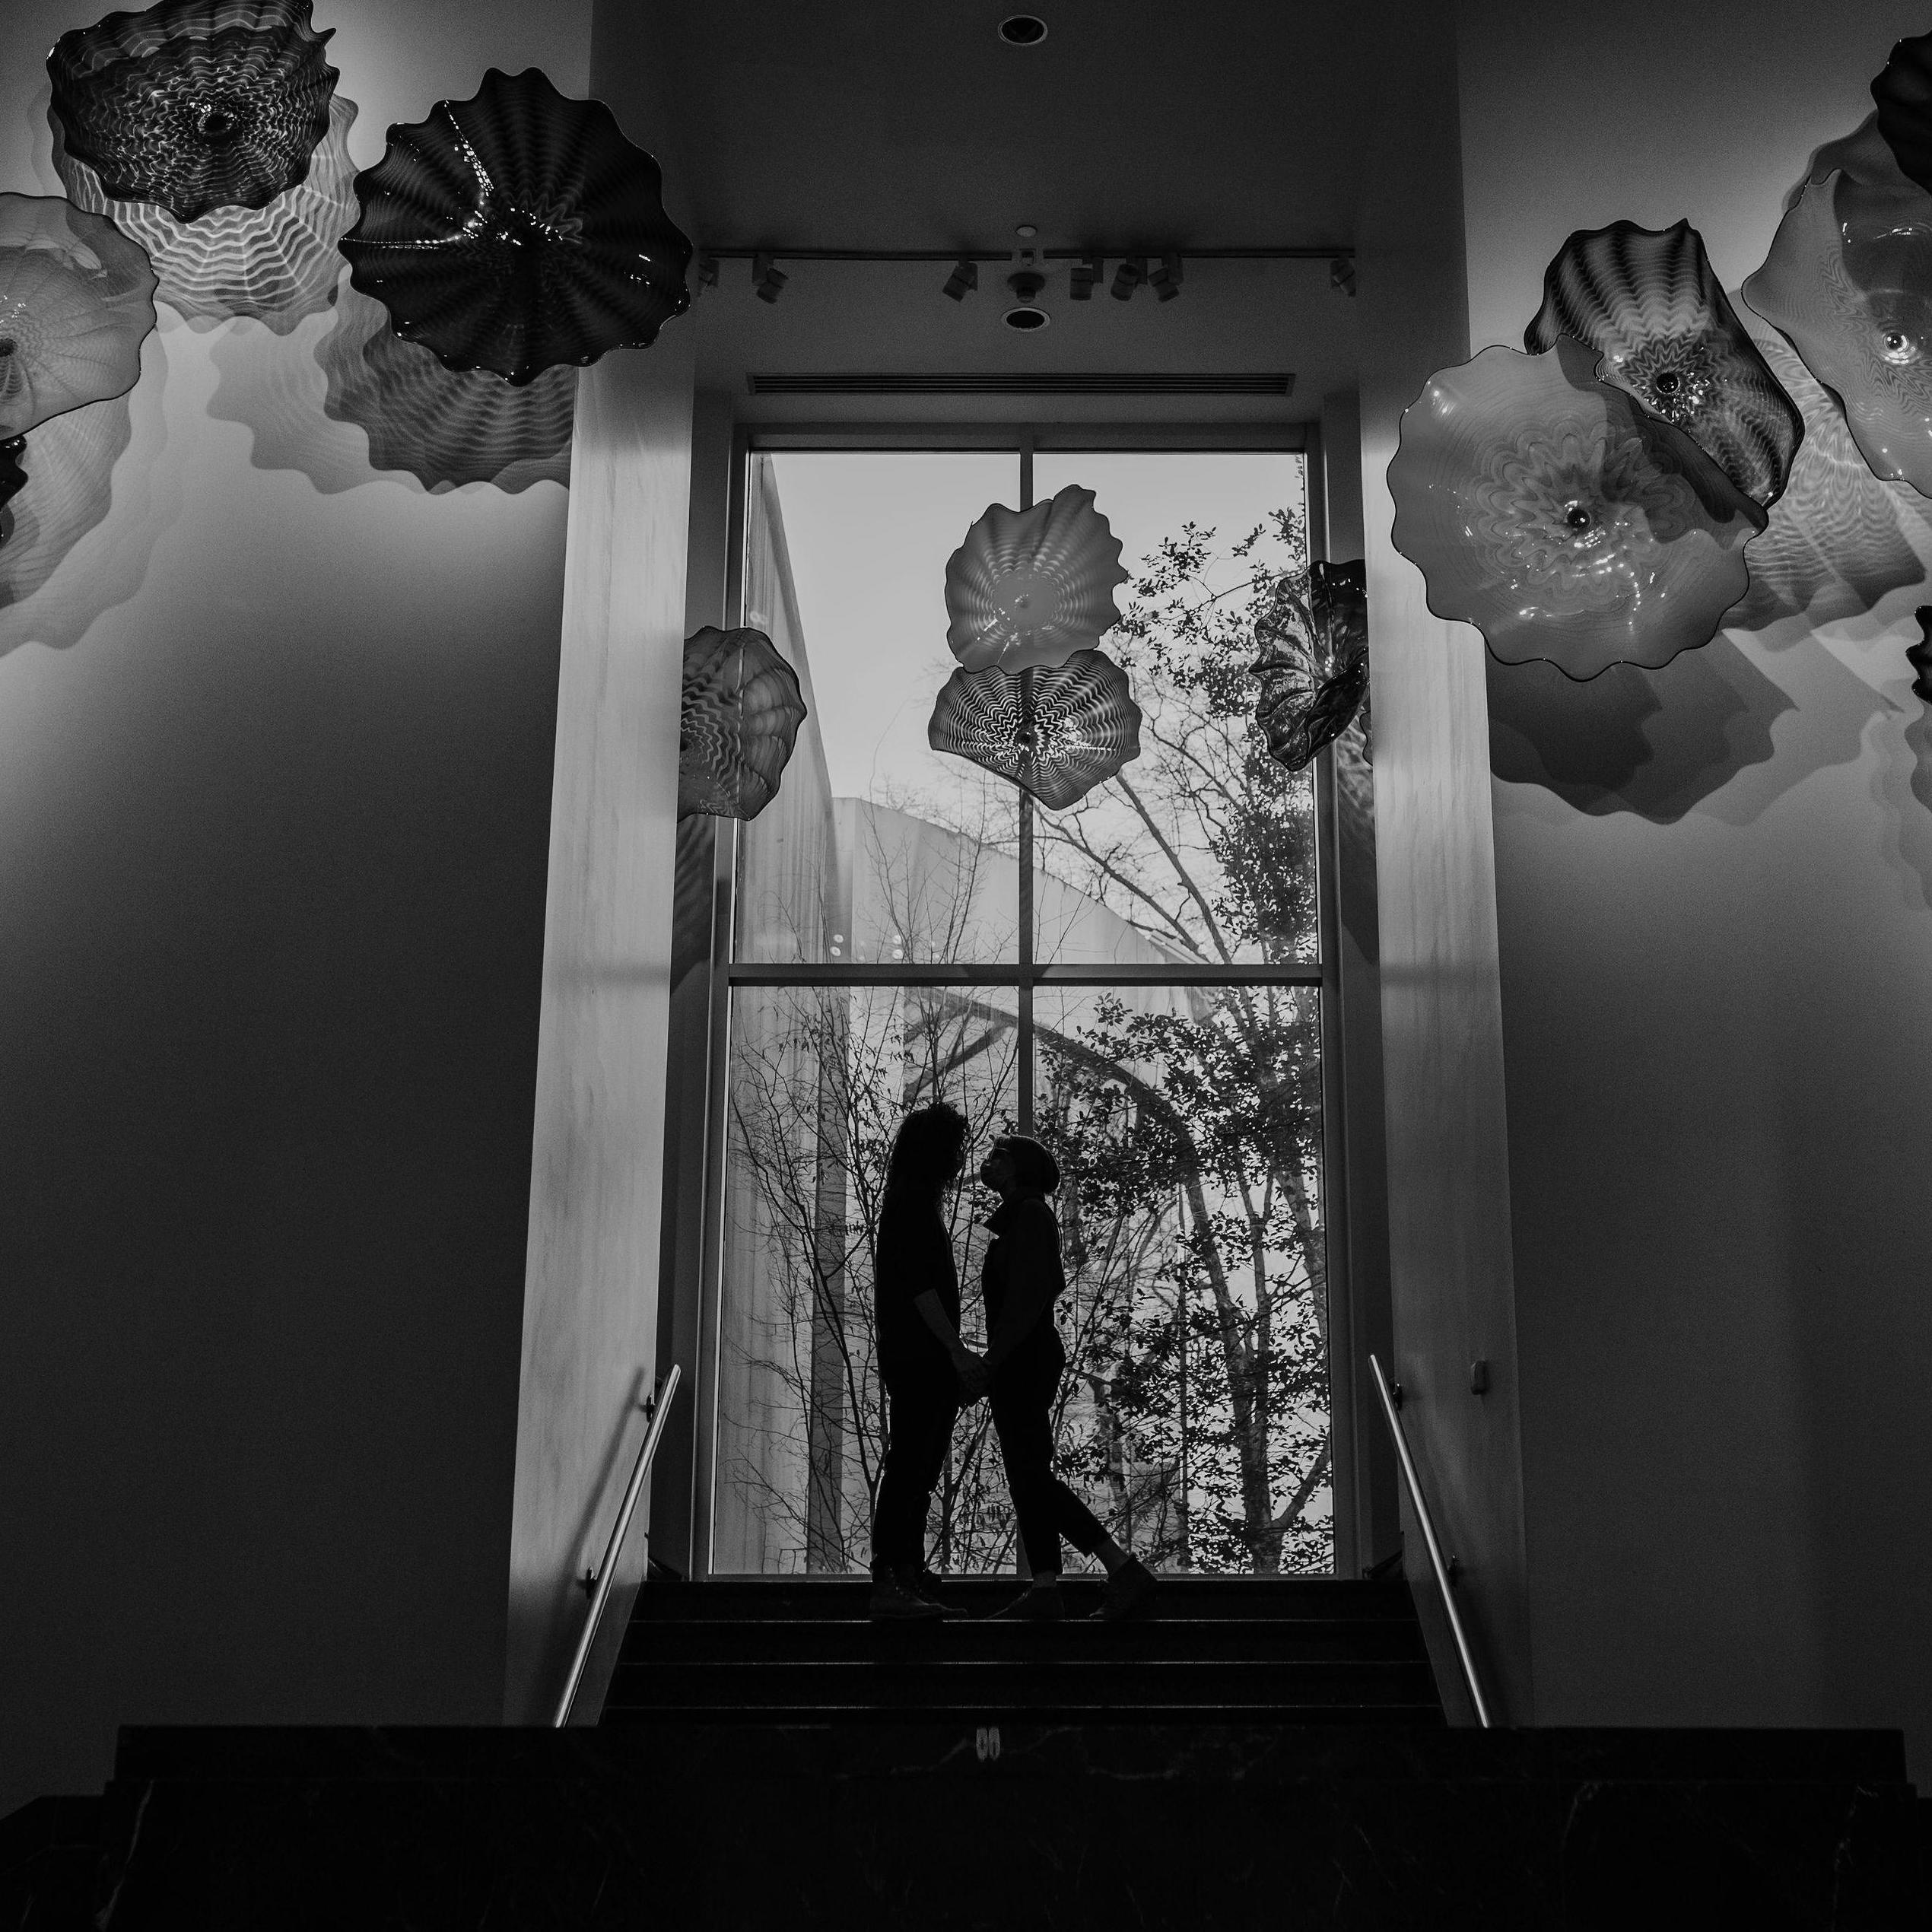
[990,1337,1110,1575]
[872,1365,960,1575]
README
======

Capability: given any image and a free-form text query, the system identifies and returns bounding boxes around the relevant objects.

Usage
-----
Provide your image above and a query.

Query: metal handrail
[1368,1352,1493,1729]
[553,1362,682,1728]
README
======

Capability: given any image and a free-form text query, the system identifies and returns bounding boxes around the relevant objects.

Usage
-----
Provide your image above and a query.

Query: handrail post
[553,1361,683,1728]
[1368,1352,1493,1729]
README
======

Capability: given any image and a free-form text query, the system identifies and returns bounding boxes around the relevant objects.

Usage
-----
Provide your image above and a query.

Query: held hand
[956,1351,990,1400]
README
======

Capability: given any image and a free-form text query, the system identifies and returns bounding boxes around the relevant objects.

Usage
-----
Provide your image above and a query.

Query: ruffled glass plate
[1527,219,1800,509]
[340,66,692,386]
[1743,153,1932,499]
[927,649,1142,809]
[943,483,1131,675]
[0,195,157,439]
[1389,338,1763,679]
[679,627,808,821]
[49,0,338,225]
[1252,559,1369,771]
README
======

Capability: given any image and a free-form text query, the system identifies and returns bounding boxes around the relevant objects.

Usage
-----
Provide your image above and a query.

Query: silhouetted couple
[869,1101,1156,1623]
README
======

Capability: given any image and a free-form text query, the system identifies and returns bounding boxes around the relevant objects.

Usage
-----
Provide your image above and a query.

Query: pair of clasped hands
[949,1342,991,1401]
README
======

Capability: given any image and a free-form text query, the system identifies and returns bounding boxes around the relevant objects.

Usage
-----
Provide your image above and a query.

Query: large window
[710,440,1333,1578]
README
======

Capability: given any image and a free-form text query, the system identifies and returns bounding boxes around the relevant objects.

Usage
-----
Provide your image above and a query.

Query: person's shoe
[990,1581,1065,1621]
[1098,1555,1156,1622]
[901,1567,955,1613]
[870,1572,945,1621]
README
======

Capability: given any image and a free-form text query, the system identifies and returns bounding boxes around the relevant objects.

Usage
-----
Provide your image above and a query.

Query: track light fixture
[942,258,978,300]
[1069,255,1101,300]
[1148,253,1183,301]
[696,252,719,292]
[753,252,787,303]
[1330,256,1356,297]
[1111,256,1144,301]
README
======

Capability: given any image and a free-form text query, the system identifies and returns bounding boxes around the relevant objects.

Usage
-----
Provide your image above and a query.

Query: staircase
[604,1573,1442,1725]
[5,1574,1924,1929]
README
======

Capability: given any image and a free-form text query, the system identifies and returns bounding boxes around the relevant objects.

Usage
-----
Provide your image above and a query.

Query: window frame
[688,420,1352,1578]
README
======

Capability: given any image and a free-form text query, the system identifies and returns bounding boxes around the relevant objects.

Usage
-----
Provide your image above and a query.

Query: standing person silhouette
[974,1134,1155,1622]
[869,1101,981,1620]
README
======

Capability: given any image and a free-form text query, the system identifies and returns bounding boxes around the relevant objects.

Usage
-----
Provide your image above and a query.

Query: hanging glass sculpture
[1873,30,1932,194]
[679,627,808,821]
[1743,161,1932,499]
[339,67,693,386]
[0,195,157,440]
[48,0,338,225]
[1525,220,1801,510]
[927,649,1142,810]
[0,435,24,547]
[1251,560,1368,772]
[56,90,359,335]
[1389,338,1763,680]
[943,484,1131,675]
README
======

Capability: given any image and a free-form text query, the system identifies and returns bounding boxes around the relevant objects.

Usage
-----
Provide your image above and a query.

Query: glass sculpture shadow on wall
[319,281,575,493]
[1743,134,1932,500]
[0,195,157,439]
[1526,219,1801,510]
[679,627,809,821]
[340,67,693,386]
[53,91,359,335]
[928,648,1142,809]
[48,0,338,224]
[1251,559,1368,772]
[1389,337,1765,680]
[944,484,1131,674]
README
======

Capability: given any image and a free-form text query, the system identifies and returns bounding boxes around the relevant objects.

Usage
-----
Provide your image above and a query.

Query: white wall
[0,0,594,1812]
[1457,0,1932,1771]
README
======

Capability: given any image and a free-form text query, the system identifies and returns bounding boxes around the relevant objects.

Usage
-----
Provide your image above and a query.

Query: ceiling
[633,0,1376,422]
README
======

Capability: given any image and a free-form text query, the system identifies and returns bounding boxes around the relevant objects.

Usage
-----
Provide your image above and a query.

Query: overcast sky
[768,450,1307,803]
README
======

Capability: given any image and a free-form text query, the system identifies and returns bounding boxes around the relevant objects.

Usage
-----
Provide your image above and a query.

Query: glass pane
[715,980,1022,1575]
[735,450,1025,965]
[1028,453,1316,969]
[1031,980,1332,1576]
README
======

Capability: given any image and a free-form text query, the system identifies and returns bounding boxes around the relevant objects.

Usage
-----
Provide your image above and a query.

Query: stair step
[628,1576,1416,1622]
[618,1617,1428,1664]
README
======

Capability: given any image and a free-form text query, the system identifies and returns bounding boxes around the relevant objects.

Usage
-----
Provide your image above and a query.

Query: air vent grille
[745,371,1296,396]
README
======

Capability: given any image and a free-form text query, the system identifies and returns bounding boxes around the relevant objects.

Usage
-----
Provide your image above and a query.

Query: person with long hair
[976,1133,1155,1622]
[869,1100,978,1619]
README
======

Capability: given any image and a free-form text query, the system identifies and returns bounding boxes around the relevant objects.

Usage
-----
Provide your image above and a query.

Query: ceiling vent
[744,371,1296,396]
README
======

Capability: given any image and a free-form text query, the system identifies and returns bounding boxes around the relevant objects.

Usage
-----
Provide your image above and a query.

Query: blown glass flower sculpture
[56,90,358,334]
[927,649,1142,809]
[48,0,338,225]
[1743,154,1932,499]
[0,195,157,439]
[1251,560,1368,772]
[0,435,24,545]
[943,484,1131,675]
[1526,220,1801,510]
[679,627,808,821]
[1873,30,1932,194]
[1388,338,1764,679]
[339,67,693,386]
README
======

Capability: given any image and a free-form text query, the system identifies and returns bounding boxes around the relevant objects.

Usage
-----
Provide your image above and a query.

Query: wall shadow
[1488,640,1796,824]
[211,278,575,495]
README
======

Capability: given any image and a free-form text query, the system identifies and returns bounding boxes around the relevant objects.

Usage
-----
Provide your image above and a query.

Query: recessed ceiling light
[1015,223,1037,239]
[999,15,1048,46]
[1004,305,1050,332]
